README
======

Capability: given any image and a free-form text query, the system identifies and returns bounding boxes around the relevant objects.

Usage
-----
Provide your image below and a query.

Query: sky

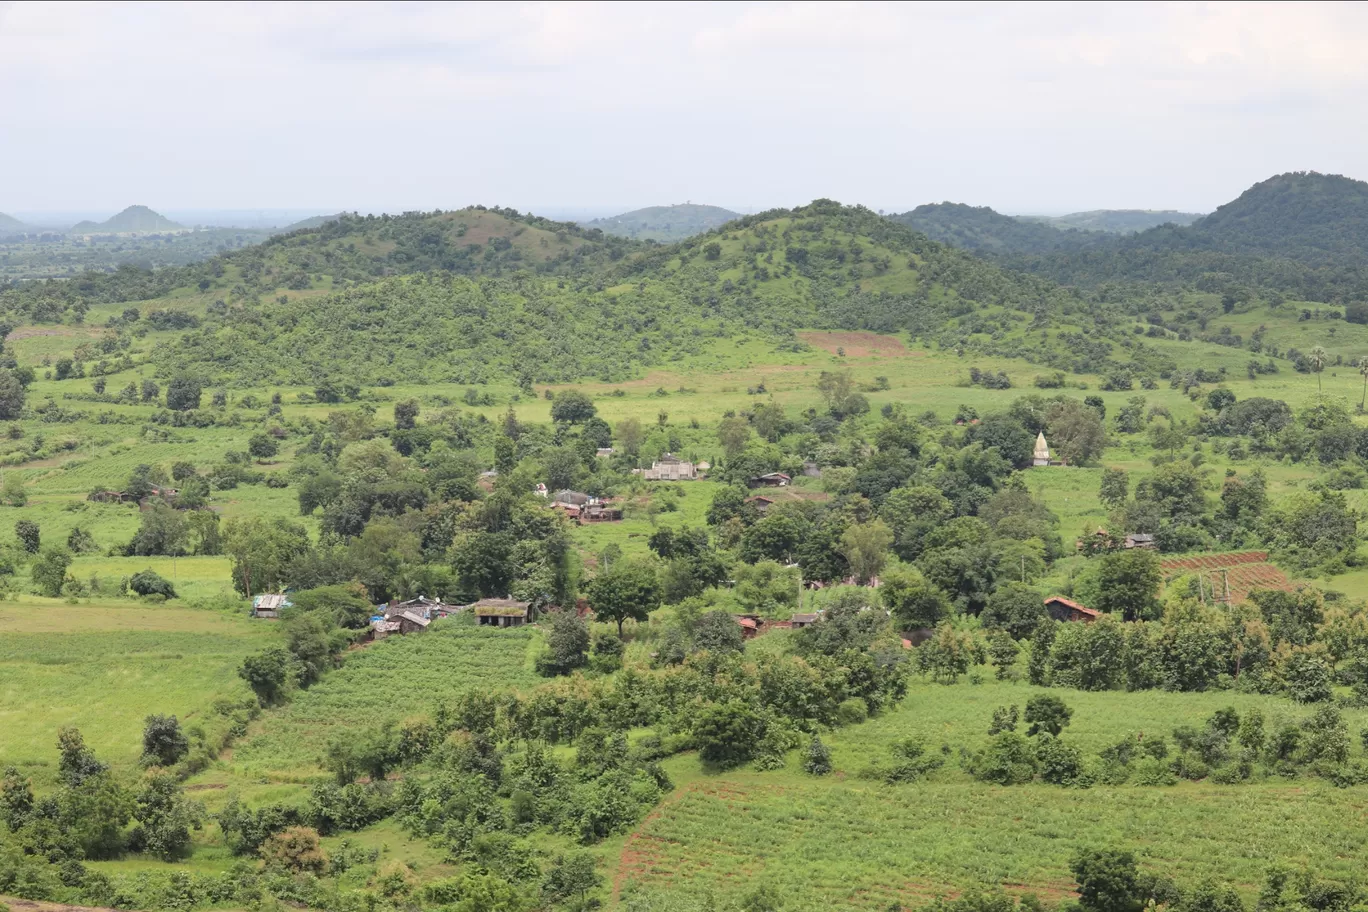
[3,0,1368,218]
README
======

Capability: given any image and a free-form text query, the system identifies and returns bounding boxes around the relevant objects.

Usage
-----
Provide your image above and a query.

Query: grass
[218,622,545,783]
[0,597,271,782]
[617,676,1368,911]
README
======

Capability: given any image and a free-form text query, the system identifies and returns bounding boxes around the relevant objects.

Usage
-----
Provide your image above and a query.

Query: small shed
[746,495,775,515]
[252,593,291,619]
[596,447,614,458]
[1043,595,1099,623]
[391,610,430,635]
[748,472,792,488]
[470,598,532,627]
[581,503,622,523]
[790,612,819,629]
[553,490,591,506]
[1124,533,1156,550]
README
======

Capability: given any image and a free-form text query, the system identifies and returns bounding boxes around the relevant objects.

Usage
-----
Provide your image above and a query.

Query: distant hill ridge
[70,205,183,234]
[0,212,27,234]
[891,202,1111,254]
[277,212,345,234]
[585,203,740,241]
[1023,209,1203,233]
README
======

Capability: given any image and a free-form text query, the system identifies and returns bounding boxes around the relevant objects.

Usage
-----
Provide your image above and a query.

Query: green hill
[70,205,183,234]
[1023,209,1203,233]
[147,199,1160,387]
[584,203,740,241]
[891,202,1109,254]
[0,212,27,234]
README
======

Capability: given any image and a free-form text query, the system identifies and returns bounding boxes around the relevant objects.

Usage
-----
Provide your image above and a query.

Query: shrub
[141,714,189,767]
[1024,694,1073,737]
[260,826,328,873]
[802,737,832,776]
[130,569,176,599]
[1036,735,1085,786]
[968,732,1038,785]
[835,697,869,726]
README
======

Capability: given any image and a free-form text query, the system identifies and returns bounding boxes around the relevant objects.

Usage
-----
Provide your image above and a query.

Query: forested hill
[584,203,740,241]
[891,202,1109,254]
[0,206,644,319]
[148,200,1162,387]
[70,205,183,234]
[1023,209,1203,233]
[1187,171,1368,260]
[275,213,343,233]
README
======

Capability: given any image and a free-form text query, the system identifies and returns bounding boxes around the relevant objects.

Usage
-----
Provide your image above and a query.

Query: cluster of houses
[636,454,709,481]
[250,592,534,637]
[548,489,623,524]
[88,485,181,510]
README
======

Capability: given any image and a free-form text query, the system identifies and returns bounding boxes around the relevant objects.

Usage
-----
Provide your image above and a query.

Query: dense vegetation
[7,171,1368,911]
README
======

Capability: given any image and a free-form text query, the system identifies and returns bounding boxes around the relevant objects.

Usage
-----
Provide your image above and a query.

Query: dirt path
[1,897,122,912]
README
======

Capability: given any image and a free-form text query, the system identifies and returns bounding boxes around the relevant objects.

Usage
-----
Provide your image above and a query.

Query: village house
[1043,595,1099,622]
[1124,533,1156,550]
[640,453,698,481]
[748,472,791,488]
[746,495,775,515]
[733,614,763,638]
[468,597,532,627]
[790,612,820,629]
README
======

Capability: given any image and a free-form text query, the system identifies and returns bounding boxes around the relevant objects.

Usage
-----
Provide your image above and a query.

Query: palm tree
[1358,357,1368,411]
[1309,345,1328,392]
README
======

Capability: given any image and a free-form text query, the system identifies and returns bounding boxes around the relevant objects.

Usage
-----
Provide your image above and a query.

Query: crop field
[219,623,544,782]
[620,677,1368,911]
[0,598,270,781]
[1160,552,1295,603]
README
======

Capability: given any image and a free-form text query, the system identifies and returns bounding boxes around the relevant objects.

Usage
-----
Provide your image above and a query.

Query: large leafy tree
[1093,549,1161,621]
[587,560,662,636]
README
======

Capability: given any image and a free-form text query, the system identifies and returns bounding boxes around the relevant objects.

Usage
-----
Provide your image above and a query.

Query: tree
[244,433,278,462]
[58,726,108,786]
[130,770,199,860]
[141,715,190,767]
[981,582,1046,639]
[536,609,590,676]
[550,389,596,423]
[0,370,25,420]
[1099,468,1128,510]
[1024,694,1073,736]
[239,648,294,705]
[693,700,765,768]
[223,517,312,599]
[165,376,202,411]
[587,560,662,637]
[127,503,189,556]
[694,608,745,654]
[14,518,39,553]
[987,629,1019,679]
[717,416,751,458]
[880,567,951,630]
[802,736,832,775]
[1045,399,1106,465]
[543,852,602,906]
[260,826,328,874]
[839,519,894,584]
[1,473,26,507]
[1308,345,1328,392]
[1070,848,1141,912]
[394,398,420,430]
[1094,549,1161,621]
[617,417,644,456]
[31,546,71,597]
[816,369,854,414]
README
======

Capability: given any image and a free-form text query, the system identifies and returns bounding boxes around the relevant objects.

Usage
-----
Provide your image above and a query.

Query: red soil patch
[7,327,100,341]
[2,898,121,912]
[798,331,918,358]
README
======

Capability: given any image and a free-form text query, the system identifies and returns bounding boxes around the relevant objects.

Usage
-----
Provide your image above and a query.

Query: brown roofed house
[1043,595,1099,622]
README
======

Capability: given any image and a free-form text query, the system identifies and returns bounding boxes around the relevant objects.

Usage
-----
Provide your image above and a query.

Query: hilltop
[891,202,1109,254]
[906,173,1368,302]
[275,212,344,233]
[1023,209,1203,233]
[69,204,183,234]
[584,203,740,241]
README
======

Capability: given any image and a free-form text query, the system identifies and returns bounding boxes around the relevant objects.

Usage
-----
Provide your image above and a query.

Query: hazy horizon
[4,1,1368,215]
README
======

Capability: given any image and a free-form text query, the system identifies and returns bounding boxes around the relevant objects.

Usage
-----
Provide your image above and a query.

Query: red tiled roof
[1044,595,1099,618]
[736,617,758,629]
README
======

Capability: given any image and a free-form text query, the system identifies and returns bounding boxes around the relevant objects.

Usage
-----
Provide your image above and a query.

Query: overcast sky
[3,0,1368,217]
